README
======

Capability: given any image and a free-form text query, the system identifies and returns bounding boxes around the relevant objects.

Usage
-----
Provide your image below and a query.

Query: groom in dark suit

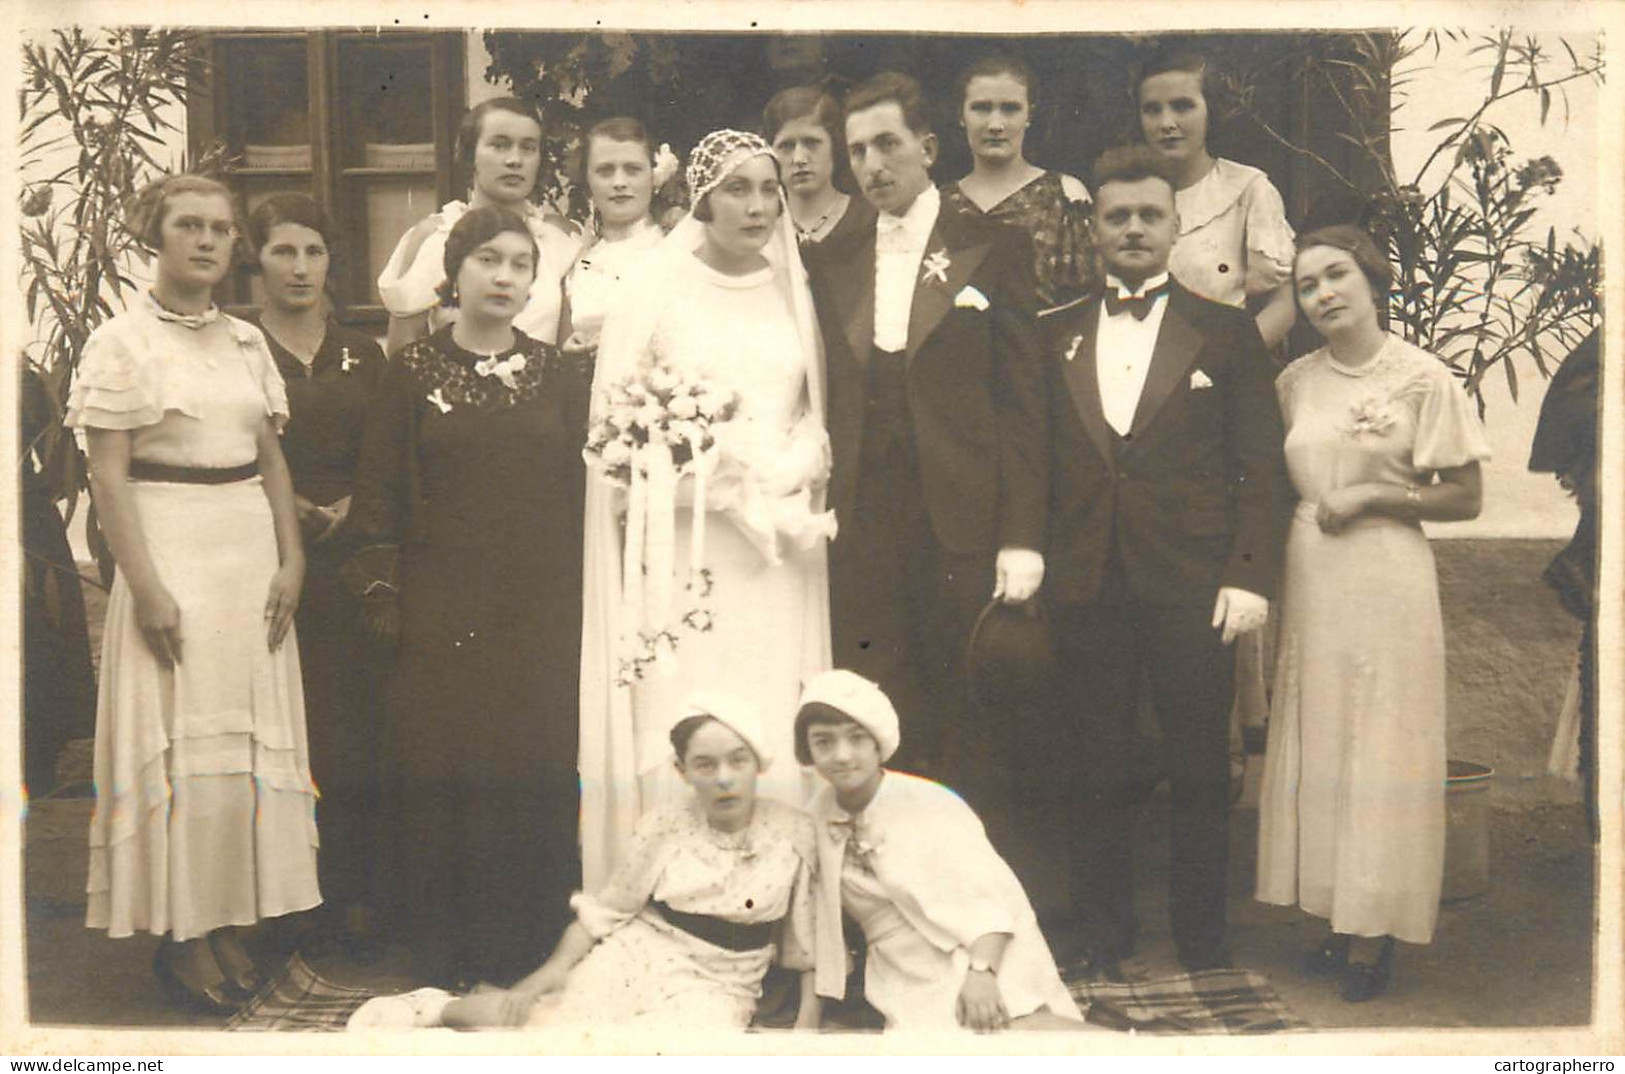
[1042,147,1289,974]
[804,71,1048,805]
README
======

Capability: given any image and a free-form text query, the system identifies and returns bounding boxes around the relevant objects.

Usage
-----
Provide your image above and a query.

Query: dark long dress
[347,326,586,986]
[250,315,387,917]
[940,171,1098,311]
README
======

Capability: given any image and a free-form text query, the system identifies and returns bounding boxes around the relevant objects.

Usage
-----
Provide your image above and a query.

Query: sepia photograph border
[1,0,1619,1058]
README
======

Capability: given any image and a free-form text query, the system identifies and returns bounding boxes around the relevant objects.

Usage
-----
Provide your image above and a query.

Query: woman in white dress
[797,671,1083,1033]
[558,117,675,359]
[69,174,319,1013]
[377,97,579,352]
[579,130,834,891]
[1255,225,1489,1002]
[347,692,819,1032]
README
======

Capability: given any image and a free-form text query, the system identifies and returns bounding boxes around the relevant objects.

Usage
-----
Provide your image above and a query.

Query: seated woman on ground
[348,692,820,1031]
[798,670,1086,1033]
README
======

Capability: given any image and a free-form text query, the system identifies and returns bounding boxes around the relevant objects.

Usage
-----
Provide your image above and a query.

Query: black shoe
[209,931,267,1001]
[1339,937,1395,1002]
[1303,934,1351,976]
[153,943,240,1016]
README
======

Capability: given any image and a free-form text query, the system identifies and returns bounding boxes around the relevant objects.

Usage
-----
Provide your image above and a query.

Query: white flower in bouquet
[669,394,700,420]
[600,439,633,469]
[648,365,681,397]
[635,400,665,429]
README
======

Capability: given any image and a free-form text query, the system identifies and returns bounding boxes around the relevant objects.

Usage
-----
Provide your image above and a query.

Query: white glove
[993,547,1045,605]
[1212,586,1268,645]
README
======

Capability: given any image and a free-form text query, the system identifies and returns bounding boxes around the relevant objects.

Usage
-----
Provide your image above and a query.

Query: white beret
[797,669,900,762]
[678,690,774,772]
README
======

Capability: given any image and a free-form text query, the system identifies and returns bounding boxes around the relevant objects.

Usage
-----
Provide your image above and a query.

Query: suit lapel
[824,227,877,367]
[1059,301,1116,465]
[905,220,990,363]
[1128,287,1204,440]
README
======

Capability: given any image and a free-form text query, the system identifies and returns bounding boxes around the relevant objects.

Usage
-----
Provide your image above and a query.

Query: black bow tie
[1103,282,1169,321]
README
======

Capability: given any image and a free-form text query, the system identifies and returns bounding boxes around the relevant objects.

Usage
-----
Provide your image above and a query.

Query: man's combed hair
[844,70,933,137]
[1088,145,1178,199]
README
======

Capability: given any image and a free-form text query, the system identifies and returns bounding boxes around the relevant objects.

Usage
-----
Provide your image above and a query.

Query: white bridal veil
[577,132,831,890]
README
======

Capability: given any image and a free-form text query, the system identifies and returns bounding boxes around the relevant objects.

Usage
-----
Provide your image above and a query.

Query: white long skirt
[86,478,320,940]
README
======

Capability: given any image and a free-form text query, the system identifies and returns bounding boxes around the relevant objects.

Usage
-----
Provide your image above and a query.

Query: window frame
[187,29,466,332]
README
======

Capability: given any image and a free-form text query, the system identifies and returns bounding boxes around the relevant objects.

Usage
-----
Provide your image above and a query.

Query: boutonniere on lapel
[426,388,453,415]
[339,346,359,374]
[920,248,951,286]
[1189,369,1215,390]
[1064,334,1084,363]
[954,285,990,311]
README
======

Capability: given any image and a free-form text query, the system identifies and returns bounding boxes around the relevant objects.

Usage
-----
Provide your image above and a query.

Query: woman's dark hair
[670,714,718,765]
[454,97,544,196]
[1293,224,1394,314]
[955,52,1039,113]
[126,173,238,252]
[245,193,334,272]
[845,70,934,138]
[762,85,855,195]
[1136,46,1209,99]
[575,116,654,192]
[793,702,864,767]
[690,154,783,224]
[435,205,539,308]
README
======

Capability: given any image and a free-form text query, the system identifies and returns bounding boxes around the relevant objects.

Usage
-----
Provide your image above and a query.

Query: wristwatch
[969,957,996,975]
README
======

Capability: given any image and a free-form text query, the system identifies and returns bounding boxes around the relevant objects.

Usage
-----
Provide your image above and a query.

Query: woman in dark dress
[763,85,876,252]
[243,194,387,954]
[347,205,588,988]
[940,53,1097,310]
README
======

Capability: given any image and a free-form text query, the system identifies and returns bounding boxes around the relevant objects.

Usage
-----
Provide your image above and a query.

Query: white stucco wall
[1389,31,1600,539]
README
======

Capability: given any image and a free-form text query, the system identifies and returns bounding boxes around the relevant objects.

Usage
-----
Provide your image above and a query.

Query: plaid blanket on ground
[231,955,1304,1035]
[228,954,374,1032]
[1069,968,1306,1034]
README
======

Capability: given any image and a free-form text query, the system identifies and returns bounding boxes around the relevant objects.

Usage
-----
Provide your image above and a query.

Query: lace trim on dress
[397,329,566,410]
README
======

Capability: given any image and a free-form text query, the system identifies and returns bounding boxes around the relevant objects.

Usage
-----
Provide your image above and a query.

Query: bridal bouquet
[584,360,739,485]
[585,358,740,685]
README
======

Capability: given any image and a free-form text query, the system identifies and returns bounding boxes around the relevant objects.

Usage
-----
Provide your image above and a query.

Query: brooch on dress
[339,347,359,374]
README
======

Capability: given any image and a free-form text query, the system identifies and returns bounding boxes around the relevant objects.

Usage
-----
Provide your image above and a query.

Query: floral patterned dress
[940,171,1097,310]
[530,797,817,1029]
[1255,336,1490,944]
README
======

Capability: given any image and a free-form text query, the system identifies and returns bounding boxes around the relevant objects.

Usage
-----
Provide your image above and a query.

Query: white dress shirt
[873,184,941,353]
[1096,272,1171,437]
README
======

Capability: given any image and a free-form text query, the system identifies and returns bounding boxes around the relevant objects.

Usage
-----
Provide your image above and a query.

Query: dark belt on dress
[649,900,779,953]
[128,460,259,484]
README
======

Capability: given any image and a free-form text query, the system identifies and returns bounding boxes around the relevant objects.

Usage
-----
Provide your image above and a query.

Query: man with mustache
[1040,146,1288,977]
[803,71,1048,819]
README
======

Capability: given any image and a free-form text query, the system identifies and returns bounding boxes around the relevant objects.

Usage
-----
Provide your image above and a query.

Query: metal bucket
[1442,760,1493,901]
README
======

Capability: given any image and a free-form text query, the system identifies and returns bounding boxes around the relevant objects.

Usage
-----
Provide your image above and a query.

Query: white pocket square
[1190,369,1214,390]
[954,285,990,311]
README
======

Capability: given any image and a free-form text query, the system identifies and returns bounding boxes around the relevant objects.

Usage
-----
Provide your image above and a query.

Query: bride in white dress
[580,130,834,890]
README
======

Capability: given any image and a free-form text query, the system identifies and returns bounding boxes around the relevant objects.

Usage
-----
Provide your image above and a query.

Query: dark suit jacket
[1043,280,1289,607]
[806,207,1048,555]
